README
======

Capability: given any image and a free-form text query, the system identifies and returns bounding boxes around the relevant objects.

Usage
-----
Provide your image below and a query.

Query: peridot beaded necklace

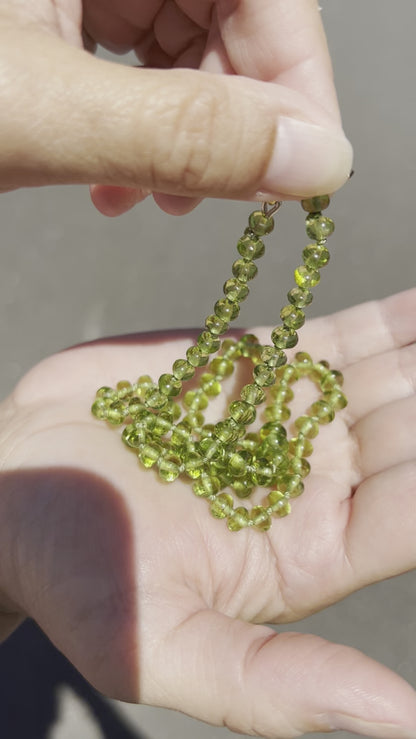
[92,194,347,532]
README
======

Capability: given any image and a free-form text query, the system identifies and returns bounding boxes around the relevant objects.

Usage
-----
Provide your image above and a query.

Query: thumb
[148,610,416,739]
[0,27,352,202]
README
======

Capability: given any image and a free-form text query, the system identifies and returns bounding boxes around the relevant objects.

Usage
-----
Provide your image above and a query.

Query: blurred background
[0,0,415,737]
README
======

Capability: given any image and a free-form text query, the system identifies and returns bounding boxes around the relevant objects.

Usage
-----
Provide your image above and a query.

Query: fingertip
[89,185,150,217]
[152,192,202,215]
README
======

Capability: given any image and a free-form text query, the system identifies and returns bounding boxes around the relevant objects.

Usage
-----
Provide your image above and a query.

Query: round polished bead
[135,376,155,398]
[301,194,330,213]
[214,418,242,444]
[320,369,344,390]
[186,346,209,367]
[264,405,291,422]
[144,389,168,410]
[289,436,313,457]
[214,298,240,322]
[230,478,254,500]
[324,389,348,410]
[229,400,257,425]
[205,314,229,335]
[209,356,234,377]
[294,415,319,439]
[238,333,260,357]
[197,331,221,354]
[200,373,222,396]
[91,399,109,419]
[184,390,208,410]
[183,452,204,479]
[183,410,205,429]
[96,386,117,401]
[279,473,304,498]
[228,451,249,477]
[227,506,250,531]
[210,493,234,519]
[122,424,146,448]
[267,490,291,516]
[158,454,181,482]
[310,400,335,424]
[280,305,306,330]
[271,326,299,349]
[294,351,313,372]
[248,210,275,236]
[158,373,182,397]
[240,383,266,405]
[170,424,192,448]
[139,443,162,468]
[221,339,241,359]
[237,233,265,259]
[302,244,330,269]
[116,380,133,399]
[107,400,127,425]
[294,265,320,289]
[152,413,173,437]
[253,363,277,387]
[259,421,287,440]
[193,474,221,498]
[250,505,272,531]
[287,286,313,308]
[232,259,258,282]
[223,278,249,303]
[240,432,260,453]
[251,459,274,486]
[172,358,195,381]
[282,365,300,383]
[128,396,143,417]
[198,437,223,461]
[288,457,311,478]
[260,345,287,368]
[305,214,335,241]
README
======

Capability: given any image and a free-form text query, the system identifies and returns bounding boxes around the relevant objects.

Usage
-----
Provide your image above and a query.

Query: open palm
[0,289,415,738]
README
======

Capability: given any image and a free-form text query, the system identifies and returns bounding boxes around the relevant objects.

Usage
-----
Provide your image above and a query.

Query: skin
[0,0,352,215]
[0,290,416,737]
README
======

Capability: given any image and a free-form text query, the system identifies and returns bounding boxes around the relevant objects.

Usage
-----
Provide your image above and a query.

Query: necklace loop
[261,201,282,218]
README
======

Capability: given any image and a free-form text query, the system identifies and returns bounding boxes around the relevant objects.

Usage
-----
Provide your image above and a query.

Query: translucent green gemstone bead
[227,507,250,531]
[240,383,266,405]
[267,490,291,516]
[205,314,229,335]
[107,400,127,425]
[184,390,208,411]
[116,380,133,399]
[294,265,320,289]
[238,333,260,357]
[309,400,335,424]
[200,373,222,396]
[139,443,162,468]
[198,437,223,461]
[289,436,314,457]
[214,418,241,444]
[320,369,344,390]
[214,298,240,322]
[270,384,294,403]
[288,457,311,478]
[158,373,182,397]
[210,356,234,377]
[250,505,272,531]
[172,358,195,381]
[152,413,173,437]
[122,424,146,448]
[237,234,265,259]
[186,346,209,367]
[278,473,304,498]
[128,396,143,417]
[302,244,330,270]
[253,363,277,387]
[91,399,109,419]
[223,278,249,303]
[294,415,319,439]
[252,459,274,486]
[294,351,313,372]
[301,194,330,213]
[193,473,221,498]
[229,400,257,425]
[259,421,287,440]
[248,210,274,236]
[96,386,117,401]
[170,423,192,448]
[144,389,168,410]
[135,375,155,398]
[158,454,181,482]
[287,286,313,308]
[282,365,300,384]
[183,410,205,429]
[197,331,221,354]
[264,405,291,422]
[183,452,204,479]
[271,326,299,349]
[228,452,248,477]
[221,339,241,360]
[260,346,286,368]
[323,389,348,410]
[210,493,234,519]
[232,259,258,283]
[280,305,306,330]
[305,214,335,241]
[240,432,260,453]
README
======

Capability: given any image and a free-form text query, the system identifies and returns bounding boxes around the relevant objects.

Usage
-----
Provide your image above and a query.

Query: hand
[1,289,415,738]
[0,1,352,215]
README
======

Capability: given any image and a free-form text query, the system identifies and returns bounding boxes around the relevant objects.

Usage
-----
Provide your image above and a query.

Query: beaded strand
[92,195,347,532]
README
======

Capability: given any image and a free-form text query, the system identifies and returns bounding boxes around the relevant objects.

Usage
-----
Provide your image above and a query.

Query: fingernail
[262,117,353,198]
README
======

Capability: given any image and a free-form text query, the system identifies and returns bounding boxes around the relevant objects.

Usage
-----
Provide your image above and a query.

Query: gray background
[0,0,415,737]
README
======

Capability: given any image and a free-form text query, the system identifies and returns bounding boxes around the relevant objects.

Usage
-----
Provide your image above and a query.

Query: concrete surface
[0,1,415,737]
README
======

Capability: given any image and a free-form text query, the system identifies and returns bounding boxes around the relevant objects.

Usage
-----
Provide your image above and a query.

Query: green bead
[259,422,287,440]
[240,432,260,453]
[267,491,291,516]
[227,507,250,531]
[210,356,234,377]
[184,390,208,410]
[260,346,287,368]
[221,339,241,360]
[305,214,335,241]
[278,473,304,498]
[183,410,205,429]
[170,424,192,448]
[302,244,330,269]
[310,400,335,424]
[107,400,127,425]
[193,474,221,498]
[294,415,319,439]
[214,418,241,444]
[240,383,266,405]
[214,298,240,322]
[294,351,313,372]
[210,493,234,519]
[197,331,221,354]
[186,346,209,367]
[228,452,249,477]
[158,373,182,397]
[253,363,277,387]
[249,505,272,531]
[91,399,109,419]
[144,389,168,410]
[248,210,274,236]
[280,305,306,330]
[183,452,204,479]
[200,373,222,396]
[271,326,299,350]
[324,389,348,410]
[289,436,314,457]
[320,369,344,390]
[122,424,146,448]
[205,314,229,335]
[135,375,155,398]
[139,443,162,468]
[158,454,181,482]
[237,233,265,259]
[288,457,311,478]
[294,265,320,289]
[281,365,300,383]
[264,405,291,422]
[301,194,330,213]
[198,437,223,461]
[96,386,117,402]
[287,286,313,308]
[229,400,257,425]
[152,413,173,436]
[238,333,260,357]
[116,380,133,399]
[232,259,258,282]
[172,358,196,381]
[223,278,249,303]
[128,396,143,417]
[251,459,274,486]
